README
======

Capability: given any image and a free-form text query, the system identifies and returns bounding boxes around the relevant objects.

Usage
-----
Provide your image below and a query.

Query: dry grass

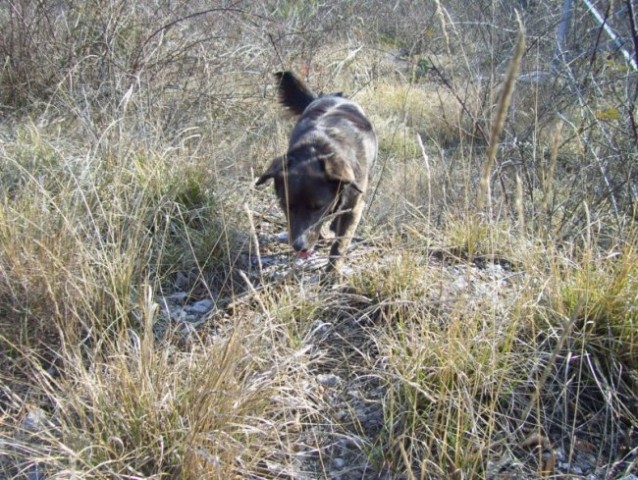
[1,1,637,479]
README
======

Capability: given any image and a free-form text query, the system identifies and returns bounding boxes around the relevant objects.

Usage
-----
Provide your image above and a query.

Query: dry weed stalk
[478,15,526,214]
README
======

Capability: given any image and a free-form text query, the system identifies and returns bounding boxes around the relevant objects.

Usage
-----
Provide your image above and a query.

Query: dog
[256,71,377,274]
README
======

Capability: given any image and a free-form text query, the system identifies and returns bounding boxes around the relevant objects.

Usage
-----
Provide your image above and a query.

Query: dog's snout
[292,235,314,260]
[292,235,308,252]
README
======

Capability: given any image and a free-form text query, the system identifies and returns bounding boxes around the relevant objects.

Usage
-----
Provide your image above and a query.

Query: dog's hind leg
[326,198,365,274]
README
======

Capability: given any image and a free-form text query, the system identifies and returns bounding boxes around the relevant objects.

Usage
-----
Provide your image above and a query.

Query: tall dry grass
[1,1,637,479]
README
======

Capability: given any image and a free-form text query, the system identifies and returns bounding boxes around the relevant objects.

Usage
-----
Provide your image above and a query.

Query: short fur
[256,71,377,273]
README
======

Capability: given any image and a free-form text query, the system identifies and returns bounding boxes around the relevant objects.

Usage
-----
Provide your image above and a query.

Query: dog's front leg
[326,197,364,274]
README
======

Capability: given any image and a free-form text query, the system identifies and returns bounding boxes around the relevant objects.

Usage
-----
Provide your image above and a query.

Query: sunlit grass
[1,2,637,479]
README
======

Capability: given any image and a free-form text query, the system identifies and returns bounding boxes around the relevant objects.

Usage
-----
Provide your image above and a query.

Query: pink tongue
[297,250,312,259]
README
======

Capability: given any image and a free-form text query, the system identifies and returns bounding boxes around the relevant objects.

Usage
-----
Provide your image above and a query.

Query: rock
[21,408,47,433]
[317,373,341,388]
[165,291,188,303]
[274,231,289,243]
[173,271,190,291]
[184,299,214,315]
[169,307,186,322]
[332,457,346,469]
[347,390,361,399]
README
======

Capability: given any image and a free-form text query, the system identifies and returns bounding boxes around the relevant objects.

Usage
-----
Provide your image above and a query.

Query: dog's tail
[274,71,317,116]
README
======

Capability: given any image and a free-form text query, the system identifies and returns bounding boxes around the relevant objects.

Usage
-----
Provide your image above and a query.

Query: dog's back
[274,72,377,182]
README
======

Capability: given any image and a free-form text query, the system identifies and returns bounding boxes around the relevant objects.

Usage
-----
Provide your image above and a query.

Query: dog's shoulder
[300,97,372,131]
[300,96,342,122]
[329,100,374,133]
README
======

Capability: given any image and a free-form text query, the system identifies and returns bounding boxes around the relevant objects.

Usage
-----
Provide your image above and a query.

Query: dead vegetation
[1,1,637,478]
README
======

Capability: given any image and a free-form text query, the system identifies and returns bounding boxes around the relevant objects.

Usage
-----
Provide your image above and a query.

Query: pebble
[316,373,341,388]
[165,291,188,303]
[184,299,214,315]
[21,408,47,433]
[347,390,361,399]
[275,231,289,243]
[332,457,346,469]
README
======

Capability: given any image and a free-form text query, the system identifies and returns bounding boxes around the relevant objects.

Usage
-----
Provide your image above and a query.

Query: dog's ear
[321,154,363,193]
[256,156,285,186]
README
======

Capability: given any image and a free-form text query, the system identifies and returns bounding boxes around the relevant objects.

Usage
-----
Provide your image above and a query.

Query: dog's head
[256,146,362,257]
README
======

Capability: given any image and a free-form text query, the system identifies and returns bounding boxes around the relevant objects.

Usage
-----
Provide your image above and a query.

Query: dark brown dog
[256,71,377,273]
